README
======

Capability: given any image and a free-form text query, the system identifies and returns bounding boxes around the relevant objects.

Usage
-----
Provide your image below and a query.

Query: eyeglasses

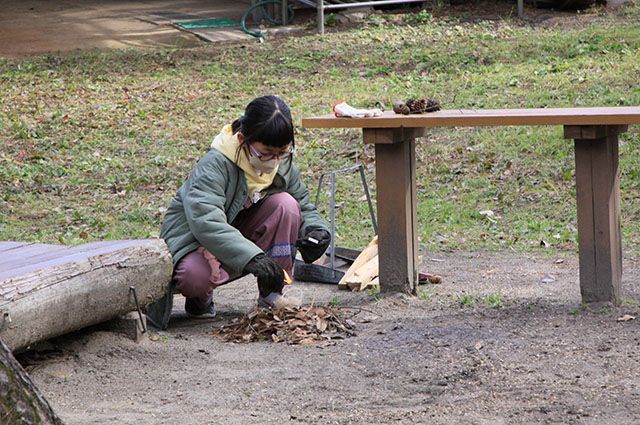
[247,143,294,162]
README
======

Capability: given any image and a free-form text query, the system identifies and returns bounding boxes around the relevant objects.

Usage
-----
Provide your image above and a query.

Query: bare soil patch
[0,0,221,58]
[19,249,640,424]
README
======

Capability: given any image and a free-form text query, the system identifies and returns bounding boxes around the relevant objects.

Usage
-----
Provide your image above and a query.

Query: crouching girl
[147,95,330,328]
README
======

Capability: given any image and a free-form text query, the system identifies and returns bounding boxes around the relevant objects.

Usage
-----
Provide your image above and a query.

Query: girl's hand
[295,229,331,264]
[244,255,285,297]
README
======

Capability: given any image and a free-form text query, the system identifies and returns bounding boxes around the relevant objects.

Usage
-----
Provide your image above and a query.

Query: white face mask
[248,153,279,174]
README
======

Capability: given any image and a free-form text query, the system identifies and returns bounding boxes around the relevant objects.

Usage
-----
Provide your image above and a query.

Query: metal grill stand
[294,164,377,283]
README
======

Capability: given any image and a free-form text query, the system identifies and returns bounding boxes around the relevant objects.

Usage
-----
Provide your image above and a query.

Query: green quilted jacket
[160,148,328,274]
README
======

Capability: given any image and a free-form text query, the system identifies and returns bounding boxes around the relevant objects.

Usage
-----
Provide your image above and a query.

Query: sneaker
[185,298,216,319]
[257,291,302,309]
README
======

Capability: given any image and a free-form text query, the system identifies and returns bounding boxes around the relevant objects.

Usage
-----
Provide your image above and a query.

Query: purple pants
[172,192,301,308]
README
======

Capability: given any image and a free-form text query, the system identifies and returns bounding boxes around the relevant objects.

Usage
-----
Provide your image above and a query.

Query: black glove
[244,254,285,298]
[295,229,331,264]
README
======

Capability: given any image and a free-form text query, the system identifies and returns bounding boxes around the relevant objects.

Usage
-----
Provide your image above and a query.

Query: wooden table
[303,106,640,304]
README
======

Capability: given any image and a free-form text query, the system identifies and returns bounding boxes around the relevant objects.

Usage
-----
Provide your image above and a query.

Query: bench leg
[566,125,627,305]
[373,139,419,295]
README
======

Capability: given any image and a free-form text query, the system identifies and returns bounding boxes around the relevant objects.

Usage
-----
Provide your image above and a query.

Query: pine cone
[405,99,420,113]
[393,101,410,115]
[405,98,426,113]
[424,99,441,112]
[405,98,441,113]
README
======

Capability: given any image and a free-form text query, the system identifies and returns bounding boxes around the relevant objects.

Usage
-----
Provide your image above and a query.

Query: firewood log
[344,255,378,291]
[338,236,378,290]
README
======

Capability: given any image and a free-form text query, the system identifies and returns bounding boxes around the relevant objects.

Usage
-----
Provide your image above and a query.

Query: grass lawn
[1,1,639,258]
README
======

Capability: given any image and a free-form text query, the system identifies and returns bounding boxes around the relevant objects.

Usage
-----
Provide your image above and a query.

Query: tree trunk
[0,239,172,352]
[0,338,63,425]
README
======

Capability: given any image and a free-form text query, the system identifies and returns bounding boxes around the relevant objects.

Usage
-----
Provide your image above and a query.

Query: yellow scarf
[210,124,278,204]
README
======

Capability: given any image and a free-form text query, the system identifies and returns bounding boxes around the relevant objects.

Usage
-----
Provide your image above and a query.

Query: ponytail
[231,115,244,134]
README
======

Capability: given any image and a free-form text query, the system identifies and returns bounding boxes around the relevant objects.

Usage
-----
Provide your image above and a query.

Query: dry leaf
[316,317,328,332]
[208,305,354,344]
[289,319,307,327]
[617,314,636,322]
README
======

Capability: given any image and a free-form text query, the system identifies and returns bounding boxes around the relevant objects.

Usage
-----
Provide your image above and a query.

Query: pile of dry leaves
[208,306,356,345]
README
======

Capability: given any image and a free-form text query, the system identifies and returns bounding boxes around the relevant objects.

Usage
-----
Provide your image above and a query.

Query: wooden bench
[303,106,640,305]
[0,239,171,351]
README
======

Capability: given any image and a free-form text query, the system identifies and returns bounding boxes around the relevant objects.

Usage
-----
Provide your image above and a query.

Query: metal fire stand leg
[314,164,378,262]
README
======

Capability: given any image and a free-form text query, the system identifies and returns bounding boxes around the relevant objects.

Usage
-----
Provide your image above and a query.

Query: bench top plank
[0,242,33,253]
[0,239,159,281]
[302,106,640,129]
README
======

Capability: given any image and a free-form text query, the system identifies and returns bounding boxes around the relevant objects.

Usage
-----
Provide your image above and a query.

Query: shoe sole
[186,311,217,319]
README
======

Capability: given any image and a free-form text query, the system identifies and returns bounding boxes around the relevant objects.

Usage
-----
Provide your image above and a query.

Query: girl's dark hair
[231,95,294,149]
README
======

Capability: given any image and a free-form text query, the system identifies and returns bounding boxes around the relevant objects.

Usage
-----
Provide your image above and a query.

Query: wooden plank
[303,107,640,129]
[363,276,379,291]
[342,255,378,291]
[0,244,70,269]
[0,240,152,280]
[362,127,427,144]
[0,242,34,253]
[0,241,132,270]
[375,138,418,294]
[569,125,622,304]
[338,236,377,290]
[565,125,628,140]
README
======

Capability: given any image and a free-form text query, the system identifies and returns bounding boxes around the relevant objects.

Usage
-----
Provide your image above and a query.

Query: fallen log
[0,239,172,352]
[0,337,63,424]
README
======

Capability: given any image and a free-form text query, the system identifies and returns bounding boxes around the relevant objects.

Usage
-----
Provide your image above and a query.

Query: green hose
[241,0,295,38]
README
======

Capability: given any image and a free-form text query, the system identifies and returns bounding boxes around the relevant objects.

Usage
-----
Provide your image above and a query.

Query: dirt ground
[0,0,265,58]
[6,0,640,424]
[17,249,640,425]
